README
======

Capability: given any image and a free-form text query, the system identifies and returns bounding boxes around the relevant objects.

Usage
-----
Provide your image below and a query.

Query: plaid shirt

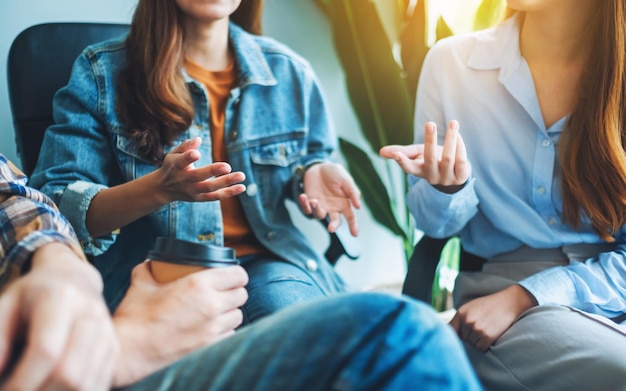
[0,154,85,290]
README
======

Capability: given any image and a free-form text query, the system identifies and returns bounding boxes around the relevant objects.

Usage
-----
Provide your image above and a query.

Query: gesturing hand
[111,262,249,387]
[297,162,362,236]
[379,120,471,194]
[0,243,118,391]
[157,137,246,203]
[449,285,537,352]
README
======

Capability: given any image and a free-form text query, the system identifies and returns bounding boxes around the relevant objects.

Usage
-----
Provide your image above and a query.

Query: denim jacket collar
[181,22,277,88]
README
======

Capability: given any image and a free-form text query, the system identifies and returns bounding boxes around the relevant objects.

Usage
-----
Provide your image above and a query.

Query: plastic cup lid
[148,237,238,267]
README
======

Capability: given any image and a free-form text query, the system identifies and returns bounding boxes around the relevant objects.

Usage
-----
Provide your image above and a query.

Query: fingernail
[450,120,459,131]
[426,122,435,133]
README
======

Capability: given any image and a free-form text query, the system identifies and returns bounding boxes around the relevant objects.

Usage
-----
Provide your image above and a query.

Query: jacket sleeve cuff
[58,180,116,256]
[407,177,478,237]
[290,159,326,201]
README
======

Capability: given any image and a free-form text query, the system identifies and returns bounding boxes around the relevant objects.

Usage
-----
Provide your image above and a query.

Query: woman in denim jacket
[30,0,362,320]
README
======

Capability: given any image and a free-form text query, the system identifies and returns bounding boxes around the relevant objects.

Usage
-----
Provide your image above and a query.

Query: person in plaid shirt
[0,153,118,389]
[0,153,480,390]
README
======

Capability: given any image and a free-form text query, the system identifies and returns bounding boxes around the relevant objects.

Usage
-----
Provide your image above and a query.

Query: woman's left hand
[298,162,361,236]
[449,284,537,352]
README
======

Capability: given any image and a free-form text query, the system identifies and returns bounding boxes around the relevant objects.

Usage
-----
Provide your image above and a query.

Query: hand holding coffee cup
[148,237,239,283]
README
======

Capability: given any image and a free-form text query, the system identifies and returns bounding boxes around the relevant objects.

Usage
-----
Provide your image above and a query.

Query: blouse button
[305,259,318,272]
[542,139,551,147]
[537,186,546,195]
[548,217,558,226]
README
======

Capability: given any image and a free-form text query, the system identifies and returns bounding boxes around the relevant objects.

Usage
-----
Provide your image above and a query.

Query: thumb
[130,262,156,284]
[448,313,461,335]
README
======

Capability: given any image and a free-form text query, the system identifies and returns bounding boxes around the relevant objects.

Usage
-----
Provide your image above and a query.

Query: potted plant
[315,0,506,308]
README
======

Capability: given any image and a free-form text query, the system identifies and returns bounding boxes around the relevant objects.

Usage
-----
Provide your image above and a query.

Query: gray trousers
[454,244,626,391]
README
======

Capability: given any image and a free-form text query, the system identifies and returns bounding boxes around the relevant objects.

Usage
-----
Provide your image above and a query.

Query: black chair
[7,23,130,177]
[402,235,486,304]
[7,22,360,266]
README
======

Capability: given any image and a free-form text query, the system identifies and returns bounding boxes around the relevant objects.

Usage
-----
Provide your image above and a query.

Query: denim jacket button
[246,183,258,196]
[194,122,202,130]
[197,233,215,241]
[305,259,318,272]
[229,130,239,141]
[265,230,277,241]
[295,165,305,177]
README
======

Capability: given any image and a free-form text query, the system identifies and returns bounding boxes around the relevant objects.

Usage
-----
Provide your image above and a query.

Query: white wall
[0,0,407,290]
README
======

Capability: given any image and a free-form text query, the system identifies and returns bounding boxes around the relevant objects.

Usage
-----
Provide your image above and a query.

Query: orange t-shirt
[184,58,264,257]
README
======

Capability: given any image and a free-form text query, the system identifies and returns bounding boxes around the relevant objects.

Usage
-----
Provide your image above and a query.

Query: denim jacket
[30,23,344,306]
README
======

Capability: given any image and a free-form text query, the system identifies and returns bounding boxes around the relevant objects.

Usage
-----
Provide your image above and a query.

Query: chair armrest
[402,236,449,303]
[322,216,361,265]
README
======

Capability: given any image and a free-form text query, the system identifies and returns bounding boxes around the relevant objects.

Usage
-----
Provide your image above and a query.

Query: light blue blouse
[410,15,626,318]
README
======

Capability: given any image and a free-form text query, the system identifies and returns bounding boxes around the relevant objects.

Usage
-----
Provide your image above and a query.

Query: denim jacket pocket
[249,132,307,167]
[115,132,155,169]
[247,132,307,207]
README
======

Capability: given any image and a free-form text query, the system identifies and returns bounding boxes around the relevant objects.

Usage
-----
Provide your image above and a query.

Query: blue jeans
[121,292,482,390]
[240,253,344,324]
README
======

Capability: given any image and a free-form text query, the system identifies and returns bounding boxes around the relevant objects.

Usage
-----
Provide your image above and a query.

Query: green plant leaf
[473,0,506,30]
[400,0,429,108]
[325,0,414,151]
[339,138,407,239]
[435,15,454,41]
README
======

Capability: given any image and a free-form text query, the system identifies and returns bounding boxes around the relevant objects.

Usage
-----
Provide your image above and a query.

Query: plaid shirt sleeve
[0,154,87,290]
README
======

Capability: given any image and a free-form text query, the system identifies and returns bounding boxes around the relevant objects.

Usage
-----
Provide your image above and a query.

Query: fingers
[388,150,425,176]
[5,291,74,390]
[220,308,245,332]
[129,261,159,289]
[298,195,326,219]
[213,287,249,315]
[448,314,460,334]
[440,120,459,186]
[422,122,439,181]
[192,266,249,292]
[455,132,471,181]
[326,211,341,233]
[341,176,362,211]
[341,183,361,236]
[449,310,493,352]
[379,144,423,160]
[298,193,314,216]
[47,316,116,391]
[186,161,234,182]
[174,149,201,170]
[196,173,247,198]
[169,138,202,170]
[171,137,202,155]
[345,211,359,236]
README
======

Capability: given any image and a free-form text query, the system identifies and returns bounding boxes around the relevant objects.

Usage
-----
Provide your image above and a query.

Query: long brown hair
[560,0,626,241]
[117,0,264,164]
[504,3,626,241]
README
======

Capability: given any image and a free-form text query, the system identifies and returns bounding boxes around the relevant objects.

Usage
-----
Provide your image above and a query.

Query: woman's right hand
[86,137,247,238]
[379,120,471,194]
[157,137,246,203]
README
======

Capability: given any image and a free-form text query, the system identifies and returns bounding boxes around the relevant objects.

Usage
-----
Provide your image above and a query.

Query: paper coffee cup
[148,237,238,283]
